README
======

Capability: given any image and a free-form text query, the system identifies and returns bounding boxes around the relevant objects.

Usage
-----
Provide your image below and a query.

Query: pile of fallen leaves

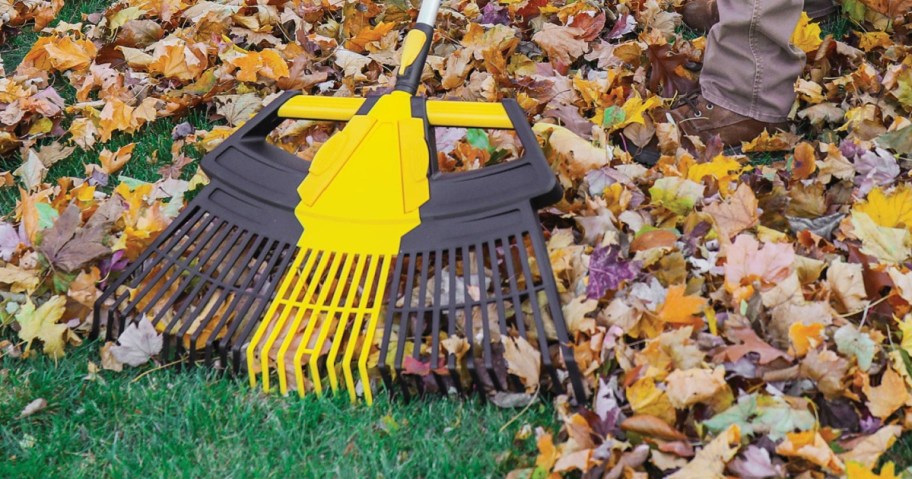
[1,0,912,476]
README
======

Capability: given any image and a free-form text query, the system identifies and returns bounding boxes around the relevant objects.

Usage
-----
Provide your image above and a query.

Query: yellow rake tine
[342,255,381,403]
[275,251,337,395]
[360,255,392,406]
[289,251,343,396]
[308,253,356,395]
[326,254,367,393]
[263,250,324,392]
[292,252,349,396]
[246,250,309,389]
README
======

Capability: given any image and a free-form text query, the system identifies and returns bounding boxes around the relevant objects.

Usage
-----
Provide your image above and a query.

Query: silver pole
[416,0,441,25]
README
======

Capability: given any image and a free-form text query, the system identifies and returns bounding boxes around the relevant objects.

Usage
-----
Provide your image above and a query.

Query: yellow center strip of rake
[247,91,429,405]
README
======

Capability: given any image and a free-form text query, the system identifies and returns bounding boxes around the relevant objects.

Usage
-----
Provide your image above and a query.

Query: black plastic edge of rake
[90,91,308,344]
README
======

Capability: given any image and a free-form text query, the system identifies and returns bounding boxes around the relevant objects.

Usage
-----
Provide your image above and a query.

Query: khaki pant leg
[700,0,805,122]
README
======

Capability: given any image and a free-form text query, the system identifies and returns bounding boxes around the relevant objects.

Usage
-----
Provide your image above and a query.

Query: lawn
[0,343,556,478]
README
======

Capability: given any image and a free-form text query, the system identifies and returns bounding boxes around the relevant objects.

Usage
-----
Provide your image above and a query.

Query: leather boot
[682,0,719,33]
[630,94,788,165]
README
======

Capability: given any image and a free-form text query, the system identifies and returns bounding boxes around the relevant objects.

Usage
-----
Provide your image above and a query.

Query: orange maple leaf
[656,284,707,326]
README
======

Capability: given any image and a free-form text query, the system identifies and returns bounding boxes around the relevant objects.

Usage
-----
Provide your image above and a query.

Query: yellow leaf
[230,49,290,82]
[656,284,707,326]
[850,211,912,264]
[740,130,798,152]
[15,296,69,359]
[99,142,136,175]
[854,186,912,232]
[858,32,893,52]
[27,117,53,136]
[99,98,135,142]
[615,93,662,130]
[20,36,54,70]
[535,433,560,471]
[43,36,97,72]
[344,21,396,52]
[67,118,98,150]
[532,123,608,177]
[896,315,912,356]
[790,12,822,53]
[788,322,823,357]
[0,264,41,293]
[626,376,676,424]
[148,41,207,81]
[846,461,899,479]
[686,154,745,184]
[109,6,146,30]
[776,431,844,474]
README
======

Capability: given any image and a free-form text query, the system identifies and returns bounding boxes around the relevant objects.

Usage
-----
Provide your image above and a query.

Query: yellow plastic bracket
[426,101,513,129]
[277,96,365,121]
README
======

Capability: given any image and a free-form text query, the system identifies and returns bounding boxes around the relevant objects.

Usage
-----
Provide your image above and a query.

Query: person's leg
[700,0,805,123]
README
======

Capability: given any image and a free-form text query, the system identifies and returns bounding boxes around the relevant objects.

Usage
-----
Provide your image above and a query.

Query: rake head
[246,93,587,403]
[93,91,587,404]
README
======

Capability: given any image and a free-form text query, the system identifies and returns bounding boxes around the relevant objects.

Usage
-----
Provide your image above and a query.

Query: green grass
[819,10,852,40]
[0,0,112,70]
[1,343,557,478]
[0,111,214,215]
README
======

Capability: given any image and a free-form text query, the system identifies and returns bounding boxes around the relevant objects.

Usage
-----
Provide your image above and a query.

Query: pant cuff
[701,84,790,123]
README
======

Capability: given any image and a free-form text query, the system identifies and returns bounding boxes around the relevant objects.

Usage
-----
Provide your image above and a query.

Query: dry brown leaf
[503,336,541,392]
[665,366,730,409]
[826,260,869,313]
[705,183,759,239]
[620,414,687,441]
[99,142,136,175]
[667,424,741,479]
[863,365,910,419]
[532,23,588,74]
